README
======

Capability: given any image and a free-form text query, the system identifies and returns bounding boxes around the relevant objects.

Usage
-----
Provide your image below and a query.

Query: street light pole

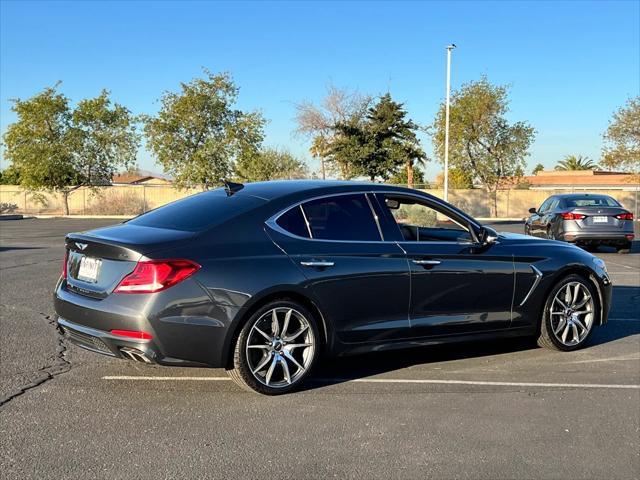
[444,44,456,203]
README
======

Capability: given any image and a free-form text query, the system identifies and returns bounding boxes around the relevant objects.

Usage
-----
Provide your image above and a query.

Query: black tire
[226,299,320,395]
[537,274,599,351]
[616,241,632,254]
[546,227,555,240]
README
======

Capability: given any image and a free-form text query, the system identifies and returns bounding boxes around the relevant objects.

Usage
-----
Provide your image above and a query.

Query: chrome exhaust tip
[120,347,152,363]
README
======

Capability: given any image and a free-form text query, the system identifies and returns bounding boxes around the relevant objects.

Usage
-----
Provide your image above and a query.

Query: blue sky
[1,0,639,179]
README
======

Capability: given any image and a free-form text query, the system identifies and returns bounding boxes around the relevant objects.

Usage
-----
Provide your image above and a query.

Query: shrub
[0,202,18,214]
[395,204,437,227]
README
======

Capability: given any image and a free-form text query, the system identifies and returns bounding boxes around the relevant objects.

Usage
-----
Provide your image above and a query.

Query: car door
[530,197,553,237]
[374,193,514,337]
[538,197,560,238]
[265,192,411,344]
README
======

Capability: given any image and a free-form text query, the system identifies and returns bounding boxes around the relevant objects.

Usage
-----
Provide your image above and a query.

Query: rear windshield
[564,196,620,208]
[127,189,264,232]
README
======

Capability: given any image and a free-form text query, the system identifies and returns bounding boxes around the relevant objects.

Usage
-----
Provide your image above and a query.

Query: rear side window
[301,194,381,241]
[127,189,263,232]
[276,206,310,238]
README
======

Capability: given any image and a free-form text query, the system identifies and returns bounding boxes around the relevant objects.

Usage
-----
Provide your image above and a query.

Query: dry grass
[86,192,147,215]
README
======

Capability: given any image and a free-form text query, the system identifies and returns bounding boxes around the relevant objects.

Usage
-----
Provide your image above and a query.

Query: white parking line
[102,375,640,389]
[103,376,230,381]
[569,354,640,364]
[605,261,640,271]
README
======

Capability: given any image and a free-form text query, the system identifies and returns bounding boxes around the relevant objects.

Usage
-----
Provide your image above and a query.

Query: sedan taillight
[615,212,634,221]
[114,259,200,294]
[110,329,153,340]
[561,212,586,220]
[62,250,68,279]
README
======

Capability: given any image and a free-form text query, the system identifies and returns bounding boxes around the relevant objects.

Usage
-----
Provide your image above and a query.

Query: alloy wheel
[245,307,316,388]
[549,281,595,346]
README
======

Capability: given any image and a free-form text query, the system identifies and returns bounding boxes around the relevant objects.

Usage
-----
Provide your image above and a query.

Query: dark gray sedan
[525,193,635,251]
[55,181,612,394]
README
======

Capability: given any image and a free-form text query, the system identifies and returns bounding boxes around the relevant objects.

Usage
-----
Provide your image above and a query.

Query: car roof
[556,193,614,198]
[233,180,411,201]
[231,180,482,229]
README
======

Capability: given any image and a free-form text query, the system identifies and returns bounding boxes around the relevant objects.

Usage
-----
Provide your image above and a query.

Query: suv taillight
[62,250,68,279]
[561,212,586,220]
[114,259,200,294]
[615,212,634,221]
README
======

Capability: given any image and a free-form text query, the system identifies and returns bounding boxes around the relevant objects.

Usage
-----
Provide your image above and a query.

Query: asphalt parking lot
[1,218,638,479]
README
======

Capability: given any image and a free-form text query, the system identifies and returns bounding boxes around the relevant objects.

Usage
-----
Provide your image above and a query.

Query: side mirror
[528,207,537,214]
[479,226,499,246]
[385,198,400,210]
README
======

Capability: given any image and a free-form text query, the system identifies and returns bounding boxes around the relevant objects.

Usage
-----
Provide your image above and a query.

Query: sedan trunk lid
[567,206,630,230]
[64,224,196,299]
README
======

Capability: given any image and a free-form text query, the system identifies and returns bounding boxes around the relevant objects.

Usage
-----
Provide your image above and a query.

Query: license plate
[77,256,101,283]
[592,216,608,223]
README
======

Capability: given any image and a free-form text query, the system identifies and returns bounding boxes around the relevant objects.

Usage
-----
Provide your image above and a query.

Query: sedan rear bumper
[57,316,209,367]
[563,231,634,243]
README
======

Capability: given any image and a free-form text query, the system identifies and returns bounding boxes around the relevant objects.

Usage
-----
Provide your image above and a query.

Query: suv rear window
[127,189,264,232]
[301,194,381,241]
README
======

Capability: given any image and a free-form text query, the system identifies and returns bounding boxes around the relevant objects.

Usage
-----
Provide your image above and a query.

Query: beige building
[111,173,172,185]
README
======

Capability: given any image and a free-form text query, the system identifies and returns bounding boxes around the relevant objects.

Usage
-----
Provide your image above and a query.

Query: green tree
[532,163,545,175]
[600,97,639,178]
[235,147,308,181]
[2,86,138,214]
[329,115,372,179]
[144,71,265,189]
[434,168,474,189]
[329,94,426,183]
[555,154,598,171]
[0,165,22,184]
[433,77,535,216]
[71,90,139,185]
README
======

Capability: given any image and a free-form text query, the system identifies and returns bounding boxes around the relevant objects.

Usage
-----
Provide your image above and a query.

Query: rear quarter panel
[147,213,314,367]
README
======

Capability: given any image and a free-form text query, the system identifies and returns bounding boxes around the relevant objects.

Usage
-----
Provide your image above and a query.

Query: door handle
[300,260,335,268]
[412,260,441,266]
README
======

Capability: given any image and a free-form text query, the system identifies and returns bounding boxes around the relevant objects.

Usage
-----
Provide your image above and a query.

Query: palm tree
[555,155,598,171]
[309,135,329,180]
[406,155,428,189]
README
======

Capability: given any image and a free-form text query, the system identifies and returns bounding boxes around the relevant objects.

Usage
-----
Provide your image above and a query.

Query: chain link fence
[1,184,638,219]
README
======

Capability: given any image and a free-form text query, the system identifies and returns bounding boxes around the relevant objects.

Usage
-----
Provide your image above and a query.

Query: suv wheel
[537,274,598,351]
[226,299,320,394]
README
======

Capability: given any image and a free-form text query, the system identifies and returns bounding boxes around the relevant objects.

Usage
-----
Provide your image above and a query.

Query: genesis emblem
[75,242,88,251]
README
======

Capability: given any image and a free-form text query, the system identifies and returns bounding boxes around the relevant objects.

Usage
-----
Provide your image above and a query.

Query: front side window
[301,194,381,241]
[538,198,553,213]
[383,195,472,243]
